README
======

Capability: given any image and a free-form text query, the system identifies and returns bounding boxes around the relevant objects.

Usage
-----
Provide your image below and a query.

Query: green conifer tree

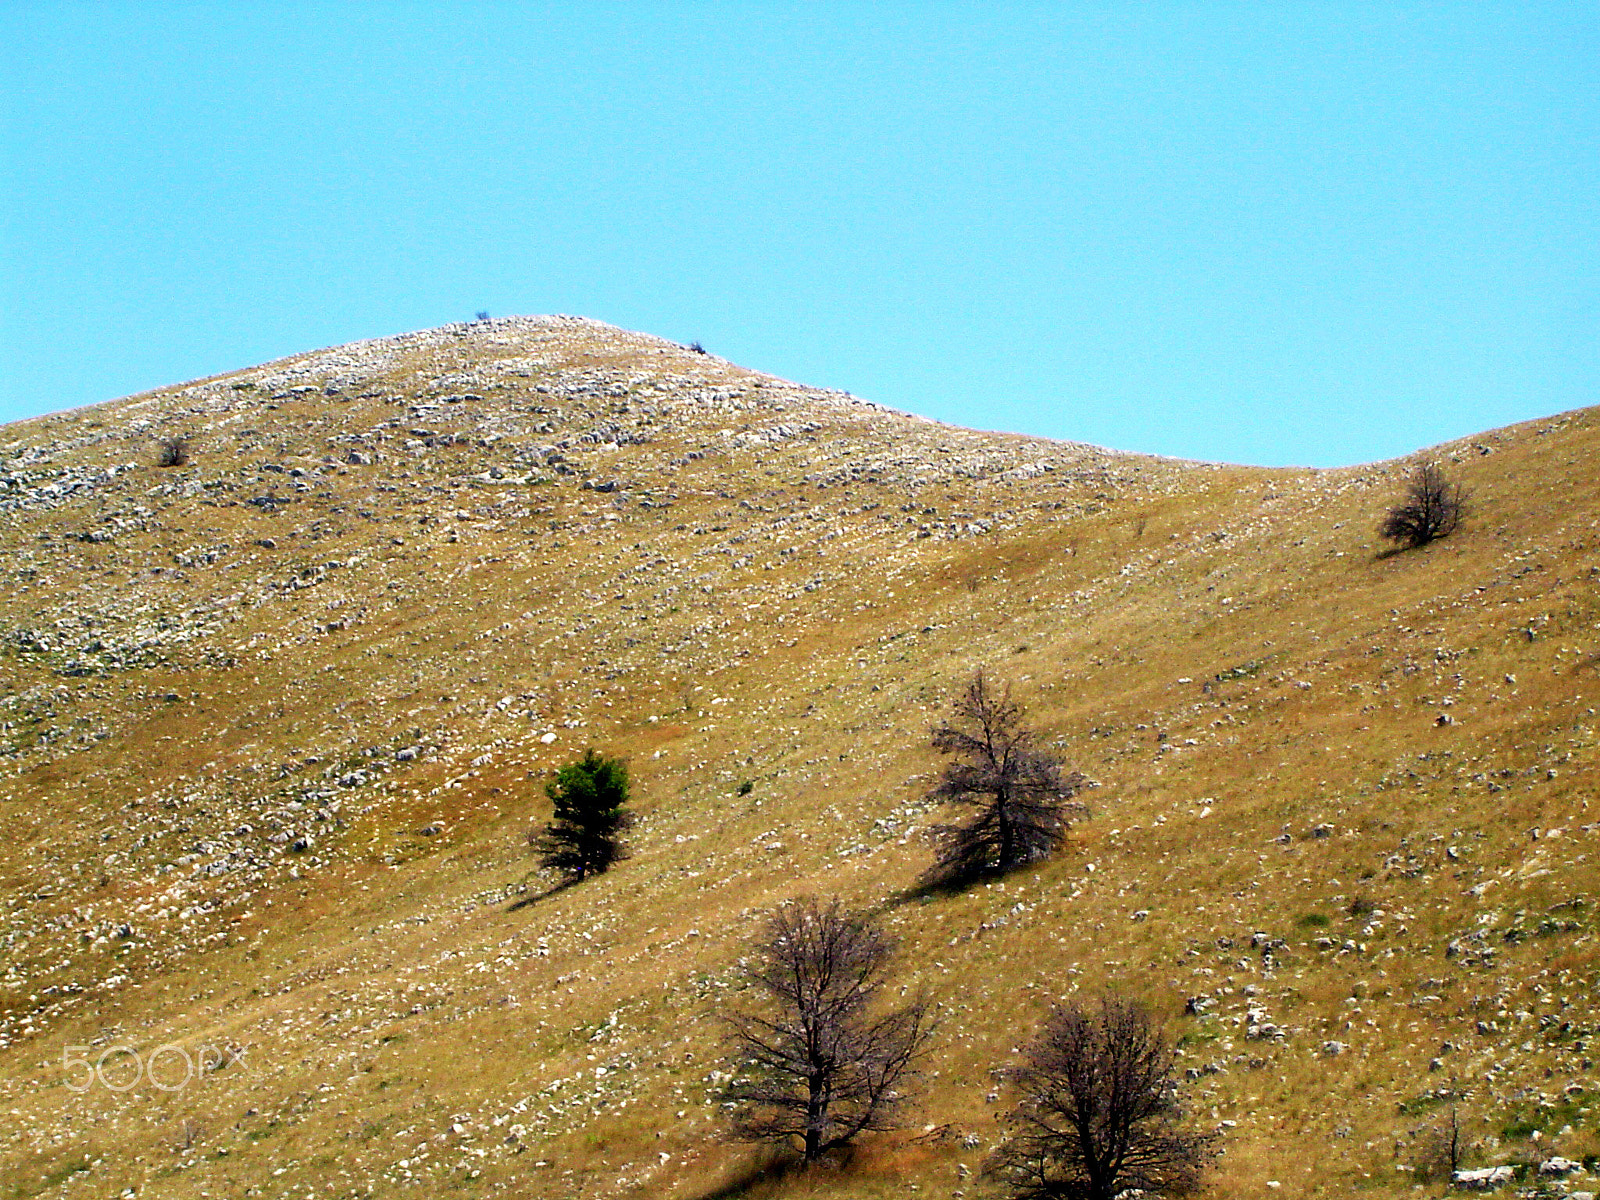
[530,749,633,881]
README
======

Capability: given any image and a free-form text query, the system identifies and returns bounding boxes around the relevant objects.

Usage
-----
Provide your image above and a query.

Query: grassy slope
[0,316,1596,1199]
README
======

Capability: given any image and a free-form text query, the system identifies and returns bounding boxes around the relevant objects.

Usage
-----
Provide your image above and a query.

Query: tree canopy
[725,897,935,1162]
[922,671,1092,889]
[988,995,1216,1200]
[529,749,633,881]
[1380,462,1466,549]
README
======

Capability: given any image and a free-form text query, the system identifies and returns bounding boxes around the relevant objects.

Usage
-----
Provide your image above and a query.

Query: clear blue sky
[2,3,1595,467]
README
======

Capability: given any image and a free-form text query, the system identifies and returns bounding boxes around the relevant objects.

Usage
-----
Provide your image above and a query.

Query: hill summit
[2,316,1597,1198]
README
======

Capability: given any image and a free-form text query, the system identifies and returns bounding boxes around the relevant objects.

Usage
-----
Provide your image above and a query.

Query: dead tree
[156,436,190,468]
[987,995,1216,1200]
[725,897,936,1163]
[1414,1088,1470,1182]
[921,671,1091,889]
[1380,462,1466,549]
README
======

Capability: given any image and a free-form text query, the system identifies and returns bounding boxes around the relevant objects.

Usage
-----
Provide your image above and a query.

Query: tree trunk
[996,789,1015,870]
[804,1071,825,1161]
[1077,1114,1113,1200]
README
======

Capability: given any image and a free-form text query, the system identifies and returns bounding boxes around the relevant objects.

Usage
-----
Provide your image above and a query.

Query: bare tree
[1380,462,1466,549]
[988,995,1216,1200]
[156,436,190,468]
[921,672,1091,889]
[1414,1091,1470,1183]
[725,897,936,1163]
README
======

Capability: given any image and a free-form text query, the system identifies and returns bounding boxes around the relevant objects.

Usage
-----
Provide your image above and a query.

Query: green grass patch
[1500,1095,1587,1142]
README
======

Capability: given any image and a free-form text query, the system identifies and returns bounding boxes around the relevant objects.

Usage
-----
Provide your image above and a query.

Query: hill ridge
[0,319,1596,1199]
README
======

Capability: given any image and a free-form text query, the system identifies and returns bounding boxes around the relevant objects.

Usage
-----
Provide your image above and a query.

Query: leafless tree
[987,995,1216,1200]
[725,897,936,1163]
[1380,462,1466,549]
[1413,1091,1470,1183]
[156,436,190,468]
[921,672,1091,889]
[176,1117,202,1152]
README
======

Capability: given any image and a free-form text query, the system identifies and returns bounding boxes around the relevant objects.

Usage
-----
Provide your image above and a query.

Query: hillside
[0,315,1596,1199]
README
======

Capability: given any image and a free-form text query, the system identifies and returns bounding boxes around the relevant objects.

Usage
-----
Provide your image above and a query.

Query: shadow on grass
[505,878,577,912]
[884,872,983,910]
[1375,535,1463,560]
[686,1148,852,1200]
[886,856,1068,910]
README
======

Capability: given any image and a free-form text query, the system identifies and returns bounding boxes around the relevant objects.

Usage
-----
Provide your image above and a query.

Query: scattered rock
[1452,1165,1514,1190]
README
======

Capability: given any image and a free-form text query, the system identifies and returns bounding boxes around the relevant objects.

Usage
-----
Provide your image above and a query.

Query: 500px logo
[64,1043,247,1093]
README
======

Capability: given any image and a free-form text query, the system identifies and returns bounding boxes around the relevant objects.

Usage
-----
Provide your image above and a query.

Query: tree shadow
[504,877,576,912]
[886,853,1068,910]
[685,1148,853,1200]
[683,1152,802,1200]
[884,871,985,910]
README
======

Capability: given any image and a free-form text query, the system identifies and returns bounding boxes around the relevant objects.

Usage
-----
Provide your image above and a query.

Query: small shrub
[1347,895,1378,919]
[156,436,190,468]
[1413,1104,1470,1183]
[736,780,754,796]
[474,310,490,322]
[1296,912,1330,929]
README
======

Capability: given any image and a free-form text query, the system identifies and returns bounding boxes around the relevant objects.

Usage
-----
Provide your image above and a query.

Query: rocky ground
[0,316,1596,1198]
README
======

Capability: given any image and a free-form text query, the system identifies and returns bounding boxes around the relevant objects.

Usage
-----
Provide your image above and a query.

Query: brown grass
[0,321,1595,1199]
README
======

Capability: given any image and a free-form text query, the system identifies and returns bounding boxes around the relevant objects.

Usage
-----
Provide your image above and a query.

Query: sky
[2,3,1595,467]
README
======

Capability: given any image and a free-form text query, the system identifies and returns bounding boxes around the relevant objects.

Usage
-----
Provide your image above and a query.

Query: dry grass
[0,317,1595,1198]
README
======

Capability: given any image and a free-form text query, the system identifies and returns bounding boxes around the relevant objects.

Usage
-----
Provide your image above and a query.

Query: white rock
[1539,1157,1581,1176]
[1452,1165,1514,1190]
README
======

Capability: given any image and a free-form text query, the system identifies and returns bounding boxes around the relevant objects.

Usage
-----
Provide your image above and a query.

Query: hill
[1,315,1596,1199]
